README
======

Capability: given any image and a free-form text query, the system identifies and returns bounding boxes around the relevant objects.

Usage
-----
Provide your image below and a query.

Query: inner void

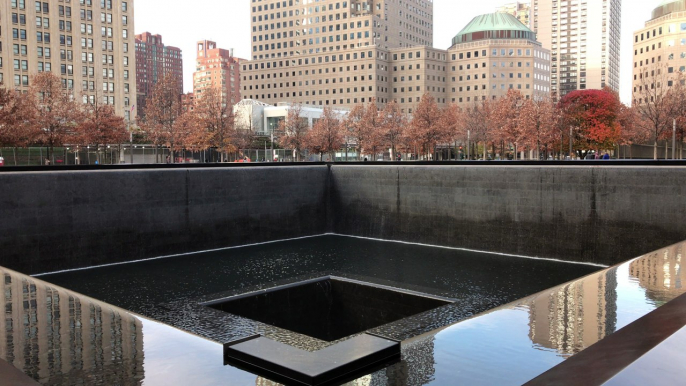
[208,277,453,342]
[38,235,601,340]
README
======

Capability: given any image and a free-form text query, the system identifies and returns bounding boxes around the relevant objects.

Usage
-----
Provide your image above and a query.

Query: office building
[632,0,686,104]
[446,13,550,107]
[0,0,137,120]
[193,40,242,107]
[135,32,183,117]
[243,3,549,112]
[242,0,434,108]
[531,0,622,99]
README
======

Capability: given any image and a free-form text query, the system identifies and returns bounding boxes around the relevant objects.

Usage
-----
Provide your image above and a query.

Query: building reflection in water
[527,267,618,357]
[629,243,685,306]
[0,267,144,385]
[527,242,686,358]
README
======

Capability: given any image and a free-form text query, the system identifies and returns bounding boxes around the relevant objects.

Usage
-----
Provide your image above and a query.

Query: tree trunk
[654,140,658,160]
[13,147,17,166]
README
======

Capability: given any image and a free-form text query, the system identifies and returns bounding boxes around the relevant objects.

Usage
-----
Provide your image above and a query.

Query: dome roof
[452,13,536,46]
[652,0,686,19]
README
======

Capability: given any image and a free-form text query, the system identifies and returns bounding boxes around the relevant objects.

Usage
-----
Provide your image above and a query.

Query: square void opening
[206,277,453,342]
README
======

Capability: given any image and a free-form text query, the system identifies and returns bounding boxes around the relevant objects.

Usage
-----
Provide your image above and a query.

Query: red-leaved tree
[559,89,622,156]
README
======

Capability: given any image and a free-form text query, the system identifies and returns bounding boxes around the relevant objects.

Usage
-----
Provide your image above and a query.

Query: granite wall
[0,166,329,274]
[329,165,686,266]
[1,164,684,274]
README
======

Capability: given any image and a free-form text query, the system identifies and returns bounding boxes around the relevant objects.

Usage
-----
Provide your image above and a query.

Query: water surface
[40,235,600,337]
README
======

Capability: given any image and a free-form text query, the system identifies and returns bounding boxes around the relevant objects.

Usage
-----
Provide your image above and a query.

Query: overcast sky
[135,0,656,104]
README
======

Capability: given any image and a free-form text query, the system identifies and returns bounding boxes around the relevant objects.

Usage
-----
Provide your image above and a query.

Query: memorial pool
[39,235,601,349]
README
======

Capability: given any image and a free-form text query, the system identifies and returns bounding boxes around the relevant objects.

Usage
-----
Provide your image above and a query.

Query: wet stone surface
[39,235,601,348]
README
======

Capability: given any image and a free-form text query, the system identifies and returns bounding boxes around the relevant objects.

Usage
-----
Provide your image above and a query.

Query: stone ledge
[224,334,400,385]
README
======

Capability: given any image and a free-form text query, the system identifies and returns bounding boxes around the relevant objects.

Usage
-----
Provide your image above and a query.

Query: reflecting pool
[38,235,601,346]
[1,239,683,385]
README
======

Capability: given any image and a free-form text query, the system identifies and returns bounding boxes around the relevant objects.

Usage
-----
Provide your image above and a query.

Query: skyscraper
[531,0,622,99]
[193,40,242,107]
[0,0,137,120]
[135,32,183,117]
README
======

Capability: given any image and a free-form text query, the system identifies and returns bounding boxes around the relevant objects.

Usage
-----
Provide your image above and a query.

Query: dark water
[39,235,600,330]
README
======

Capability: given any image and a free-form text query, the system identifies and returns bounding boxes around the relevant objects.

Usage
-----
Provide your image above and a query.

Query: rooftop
[652,0,686,19]
[452,13,536,46]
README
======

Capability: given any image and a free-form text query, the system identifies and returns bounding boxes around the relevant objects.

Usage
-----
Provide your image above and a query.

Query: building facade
[243,5,550,112]
[446,13,550,107]
[0,0,137,120]
[632,0,686,105]
[531,0,622,99]
[496,2,531,28]
[193,40,241,107]
[134,32,183,117]
[242,0,434,108]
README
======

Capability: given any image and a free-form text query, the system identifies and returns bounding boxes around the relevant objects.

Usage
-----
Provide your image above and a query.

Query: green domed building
[445,12,551,105]
[451,13,537,47]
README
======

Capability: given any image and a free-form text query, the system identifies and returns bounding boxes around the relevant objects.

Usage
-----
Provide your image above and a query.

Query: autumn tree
[77,94,128,163]
[440,103,464,160]
[27,72,84,163]
[361,99,385,159]
[305,107,344,161]
[344,104,371,160]
[492,90,528,158]
[0,87,37,164]
[380,100,407,159]
[617,104,651,158]
[141,74,185,163]
[277,104,310,161]
[519,96,558,159]
[559,89,622,156]
[194,87,236,162]
[632,63,674,159]
[463,99,493,160]
[664,75,686,158]
[409,93,446,160]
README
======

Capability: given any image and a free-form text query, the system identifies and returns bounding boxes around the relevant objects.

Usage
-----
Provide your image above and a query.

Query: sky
[135,0,657,104]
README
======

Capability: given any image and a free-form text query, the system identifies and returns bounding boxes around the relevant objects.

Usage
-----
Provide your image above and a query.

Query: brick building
[134,32,183,117]
[193,40,242,107]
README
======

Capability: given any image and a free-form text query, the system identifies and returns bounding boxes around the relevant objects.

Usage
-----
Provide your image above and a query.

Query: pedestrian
[603,153,610,160]
[45,158,51,166]
[166,155,171,164]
